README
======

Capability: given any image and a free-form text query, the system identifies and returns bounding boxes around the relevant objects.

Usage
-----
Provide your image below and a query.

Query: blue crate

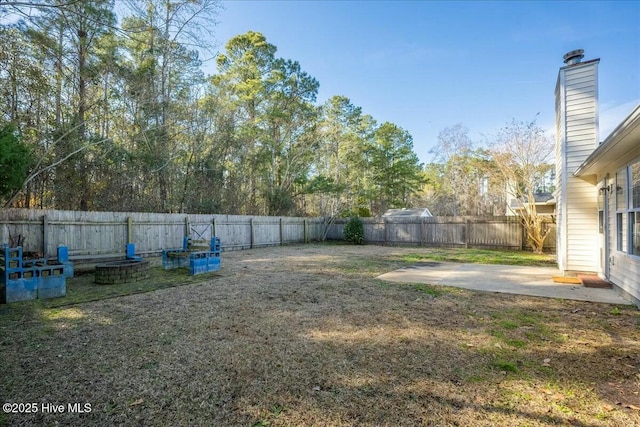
[188,251,221,275]
[3,270,38,303]
[163,238,221,275]
[1,244,71,303]
[57,246,74,278]
[1,245,23,274]
[37,269,66,299]
[126,243,143,262]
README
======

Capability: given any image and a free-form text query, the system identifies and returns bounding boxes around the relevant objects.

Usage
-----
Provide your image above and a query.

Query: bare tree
[121,0,220,211]
[430,124,475,216]
[491,117,554,253]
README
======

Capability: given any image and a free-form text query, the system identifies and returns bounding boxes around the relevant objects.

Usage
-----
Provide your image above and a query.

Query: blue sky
[211,0,639,163]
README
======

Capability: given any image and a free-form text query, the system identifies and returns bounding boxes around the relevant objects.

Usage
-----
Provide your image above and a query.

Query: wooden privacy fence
[0,210,556,261]
[326,216,556,252]
[0,209,326,260]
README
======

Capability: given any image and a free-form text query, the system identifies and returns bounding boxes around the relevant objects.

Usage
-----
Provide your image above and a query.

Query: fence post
[384,219,389,245]
[127,216,133,244]
[185,216,189,238]
[212,217,216,237]
[420,217,424,246]
[303,219,307,243]
[279,218,283,246]
[465,218,470,249]
[42,215,48,258]
[250,218,254,249]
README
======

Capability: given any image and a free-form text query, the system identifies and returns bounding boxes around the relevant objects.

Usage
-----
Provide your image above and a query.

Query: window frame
[615,168,628,254]
[617,212,623,251]
[630,161,640,257]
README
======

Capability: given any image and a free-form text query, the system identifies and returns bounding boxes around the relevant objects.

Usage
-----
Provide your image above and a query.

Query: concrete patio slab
[377,261,632,305]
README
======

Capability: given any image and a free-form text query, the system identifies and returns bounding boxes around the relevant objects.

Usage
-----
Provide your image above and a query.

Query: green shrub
[344,217,365,244]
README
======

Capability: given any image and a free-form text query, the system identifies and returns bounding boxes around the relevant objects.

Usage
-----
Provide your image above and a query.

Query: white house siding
[610,254,640,306]
[602,172,640,306]
[555,75,567,271]
[555,60,600,273]
[564,182,598,272]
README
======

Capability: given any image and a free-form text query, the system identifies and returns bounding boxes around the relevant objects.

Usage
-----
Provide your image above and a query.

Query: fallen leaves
[541,388,565,401]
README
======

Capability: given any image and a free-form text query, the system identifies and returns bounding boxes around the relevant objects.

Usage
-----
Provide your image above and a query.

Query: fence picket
[0,209,556,260]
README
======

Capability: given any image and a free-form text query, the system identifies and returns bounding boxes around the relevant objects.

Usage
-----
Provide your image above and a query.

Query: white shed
[382,208,433,218]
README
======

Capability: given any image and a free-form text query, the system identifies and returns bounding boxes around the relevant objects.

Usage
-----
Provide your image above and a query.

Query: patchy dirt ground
[1,243,639,426]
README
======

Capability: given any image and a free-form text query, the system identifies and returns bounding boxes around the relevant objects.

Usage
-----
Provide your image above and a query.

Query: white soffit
[574,104,640,177]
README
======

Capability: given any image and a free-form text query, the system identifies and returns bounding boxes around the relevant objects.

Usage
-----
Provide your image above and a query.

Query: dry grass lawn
[1,243,639,426]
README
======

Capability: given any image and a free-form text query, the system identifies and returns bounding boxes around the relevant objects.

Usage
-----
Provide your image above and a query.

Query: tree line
[0,0,424,217]
[420,122,554,218]
[1,1,555,250]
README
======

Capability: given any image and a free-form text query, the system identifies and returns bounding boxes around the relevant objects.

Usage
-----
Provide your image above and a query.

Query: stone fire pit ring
[94,259,150,285]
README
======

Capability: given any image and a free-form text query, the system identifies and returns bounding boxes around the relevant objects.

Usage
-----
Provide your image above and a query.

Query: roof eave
[574,104,640,178]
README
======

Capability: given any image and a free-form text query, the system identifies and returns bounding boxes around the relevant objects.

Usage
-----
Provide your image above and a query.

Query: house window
[630,162,640,256]
[617,213,624,251]
[631,212,640,256]
[633,162,640,209]
[616,170,626,210]
[615,161,640,256]
[616,170,627,253]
